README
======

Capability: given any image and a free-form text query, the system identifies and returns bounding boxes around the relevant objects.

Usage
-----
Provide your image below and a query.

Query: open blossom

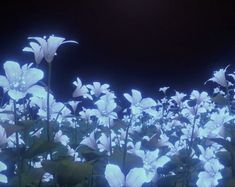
[124,89,157,116]
[27,35,78,63]
[205,65,229,87]
[196,159,224,187]
[72,77,91,99]
[0,161,8,183]
[23,42,44,64]
[54,130,70,146]
[0,61,44,101]
[105,164,147,187]
[87,82,110,97]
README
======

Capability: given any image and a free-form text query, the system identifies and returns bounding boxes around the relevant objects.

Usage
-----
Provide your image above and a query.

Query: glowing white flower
[28,35,78,63]
[0,61,44,101]
[196,159,224,187]
[159,86,169,94]
[87,82,110,97]
[105,164,147,187]
[124,89,157,116]
[197,145,215,163]
[54,130,70,146]
[205,65,229,87]
[80,131,98,150]
[23,42,44,64]
[79,108,95,124]
[72,77,91,99]
[171,91,186,107]
[0,161,8,183]
[0,126,7,147]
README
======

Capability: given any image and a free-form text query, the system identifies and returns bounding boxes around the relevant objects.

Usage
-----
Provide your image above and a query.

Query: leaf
[42,159,92,186]
[79,146,105,161]
[1,124,22,137]
[209,138,232,152]
[110,148,143,174]
[24,138,59,159]
[217,151,231,167]
[156,175,178,187]
[212,94,228,106]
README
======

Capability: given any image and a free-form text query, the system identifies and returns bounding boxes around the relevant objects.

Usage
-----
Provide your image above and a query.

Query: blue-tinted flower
[72,77,91,99]
[0,61,44,101]
[0,126,7,147]
[205,65,229,87]
[105,164,147,187]
[0,161,8,183]
[28,35,78,63]
[54,130,70,146]
[23,42,44,64]
[124,89,157,116]
[87,82,110,97]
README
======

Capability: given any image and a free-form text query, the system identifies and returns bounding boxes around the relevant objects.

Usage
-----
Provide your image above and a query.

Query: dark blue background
[0,0,235,100]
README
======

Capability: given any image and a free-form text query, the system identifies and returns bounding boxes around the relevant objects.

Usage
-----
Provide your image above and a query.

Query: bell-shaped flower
[0,61,44,101]
[54,130,70,146]
[171,91,186,107]
[0,126,7,147]
[159,86,169,94]
[80,131,98,150]
[28,35,78,63]
[197,145,215,163]
[79,108,95,124]
[105,164,147,187]
[205,65,229,87]
[87,82,110,98]
[0,161,8,183]
[23,42,44,64]
[68,100,80,113]
[72,77,92,99]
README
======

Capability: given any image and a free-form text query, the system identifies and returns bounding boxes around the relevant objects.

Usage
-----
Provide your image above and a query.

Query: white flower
[72,77,91,99]
[171,91,186,107]
[93,95,117,126]
[79,108,95,124]
[196,159,224,187]
[23,42,44,64]
[124,89,157,116]
[87,82,110,97]
[0,61,44,101]
[197,145,215,163]
[28,35,78,63]
[105,164,147,187]
[97,133,111,155]
[54,130,70,146]
[159,87,169,94]
[0,161,8,183]
[80,131,98,150]
[0,126,7,146]
[68,100,80,113]
[205,65,229,87]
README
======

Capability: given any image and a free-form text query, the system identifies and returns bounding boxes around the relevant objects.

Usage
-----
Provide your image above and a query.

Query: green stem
[13,101,22,187]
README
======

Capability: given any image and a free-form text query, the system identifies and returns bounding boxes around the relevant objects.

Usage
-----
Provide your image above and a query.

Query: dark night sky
[1,0,235,100]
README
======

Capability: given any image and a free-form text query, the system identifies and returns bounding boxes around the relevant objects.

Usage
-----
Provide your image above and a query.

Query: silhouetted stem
[47,62,52,142]
[14,101,22,187]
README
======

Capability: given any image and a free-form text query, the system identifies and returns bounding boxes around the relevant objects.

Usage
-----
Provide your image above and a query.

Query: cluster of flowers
[0,35,235,187]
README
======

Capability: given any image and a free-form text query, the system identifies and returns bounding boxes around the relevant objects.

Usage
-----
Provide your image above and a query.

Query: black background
[1,0,235,100]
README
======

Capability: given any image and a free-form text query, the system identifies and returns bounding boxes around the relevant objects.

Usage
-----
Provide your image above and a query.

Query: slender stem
[47,62,52,142]
[122,116,132,173]
[108,118,112,155]
[13,101,22,187]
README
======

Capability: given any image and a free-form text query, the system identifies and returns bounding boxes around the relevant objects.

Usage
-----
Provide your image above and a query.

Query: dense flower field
[0,35,235,187]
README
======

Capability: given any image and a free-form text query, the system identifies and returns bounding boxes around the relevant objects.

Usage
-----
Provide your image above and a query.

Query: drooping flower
[0,161,8,183]
[28,35,78,63]
[23,42,44,64]
[105,164,147,187]
[80,131,98,150]
[0,61,44,101]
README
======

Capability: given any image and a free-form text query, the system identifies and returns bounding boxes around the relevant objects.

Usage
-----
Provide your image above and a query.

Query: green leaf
[42,159,92,186]
[24,138,58,159]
